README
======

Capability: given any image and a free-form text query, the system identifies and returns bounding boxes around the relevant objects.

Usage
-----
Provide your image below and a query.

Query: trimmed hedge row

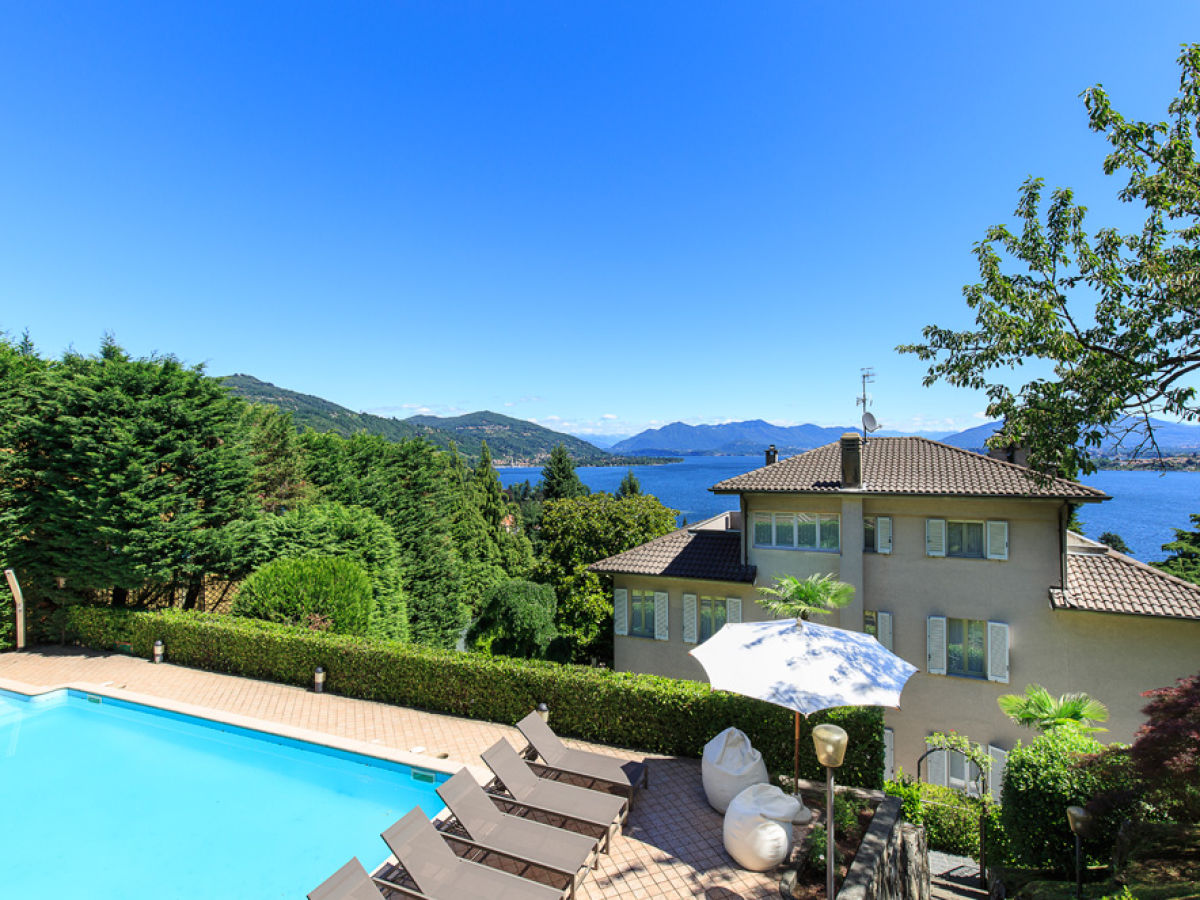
[62,606,885,788]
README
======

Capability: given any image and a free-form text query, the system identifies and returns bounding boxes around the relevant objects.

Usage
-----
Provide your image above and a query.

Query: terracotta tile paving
[0,648,794,899]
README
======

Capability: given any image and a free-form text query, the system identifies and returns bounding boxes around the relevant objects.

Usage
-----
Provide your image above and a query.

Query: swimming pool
[0,687,448,898]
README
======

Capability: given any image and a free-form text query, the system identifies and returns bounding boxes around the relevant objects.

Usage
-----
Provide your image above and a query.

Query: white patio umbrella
[689,618,918,791]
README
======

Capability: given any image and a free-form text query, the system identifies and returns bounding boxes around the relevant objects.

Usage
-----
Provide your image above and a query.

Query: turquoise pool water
[0,688,447,898]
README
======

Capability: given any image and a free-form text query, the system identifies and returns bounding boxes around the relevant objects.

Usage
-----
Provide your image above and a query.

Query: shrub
[1001,723,1109,874]
[232,557,373,635]
[58,606,886,787]
[886,774,984,857]
[467,579,556,658]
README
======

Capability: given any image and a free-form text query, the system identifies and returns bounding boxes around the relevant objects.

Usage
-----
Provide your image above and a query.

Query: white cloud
[601,413,617,420]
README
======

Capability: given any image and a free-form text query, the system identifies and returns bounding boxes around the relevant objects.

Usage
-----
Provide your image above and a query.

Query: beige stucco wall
[611,490,1200,781]
[612,575,761,682]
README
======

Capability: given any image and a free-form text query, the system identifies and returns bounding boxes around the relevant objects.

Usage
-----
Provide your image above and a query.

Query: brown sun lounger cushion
[381,808,564,900]
[516,712,648,800]
[307,858,387,900]
[481,739,627,836]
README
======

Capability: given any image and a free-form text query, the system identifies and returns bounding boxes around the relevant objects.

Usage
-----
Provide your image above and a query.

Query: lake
[497,456,1200,565]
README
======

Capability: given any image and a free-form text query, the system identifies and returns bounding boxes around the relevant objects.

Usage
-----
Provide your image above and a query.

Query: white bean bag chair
[701,727,768,813]
[722,783,802,872]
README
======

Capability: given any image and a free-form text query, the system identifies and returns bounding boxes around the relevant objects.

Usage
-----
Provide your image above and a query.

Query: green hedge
[61,606,885,787]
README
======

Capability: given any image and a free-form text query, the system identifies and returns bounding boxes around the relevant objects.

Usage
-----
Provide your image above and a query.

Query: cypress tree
[540,444,588,501]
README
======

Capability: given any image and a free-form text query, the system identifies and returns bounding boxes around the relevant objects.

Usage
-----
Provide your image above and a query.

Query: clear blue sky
[0,2,1192,439]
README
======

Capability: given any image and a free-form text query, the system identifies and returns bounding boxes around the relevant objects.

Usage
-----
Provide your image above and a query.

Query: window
[947,521,985,558]
[864,516,892,554]
[927,519,1008,560]
[753,512,840,551]
[947,617,986,678]
[863,610,893,651]
[927,616,1010,682]
[630,590,655,638]
[699,596,726,642]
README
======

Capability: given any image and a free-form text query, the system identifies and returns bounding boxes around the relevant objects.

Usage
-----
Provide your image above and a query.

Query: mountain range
[608,417,1200,458]
[220,375,668,466]
[222,375,1200,468]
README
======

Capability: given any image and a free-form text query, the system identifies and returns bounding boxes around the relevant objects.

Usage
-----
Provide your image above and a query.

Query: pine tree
[540,444,588,501]
[1154,515,1200,584]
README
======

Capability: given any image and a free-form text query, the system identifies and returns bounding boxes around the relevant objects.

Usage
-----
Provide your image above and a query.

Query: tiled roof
[589,524,757,584]
[1050,542,1200,621]
[711,437,1108,500]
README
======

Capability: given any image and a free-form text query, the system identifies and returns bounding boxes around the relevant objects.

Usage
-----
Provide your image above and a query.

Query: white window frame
[752,512,841,552]
[630,589,656,639]
[698,595,727,642]
[946,520,987,559]
[928,617,1010,682]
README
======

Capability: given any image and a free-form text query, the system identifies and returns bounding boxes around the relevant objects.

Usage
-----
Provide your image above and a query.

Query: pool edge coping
[0,673,492,788]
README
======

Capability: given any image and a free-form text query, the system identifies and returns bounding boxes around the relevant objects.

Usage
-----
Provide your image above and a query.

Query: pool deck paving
[0,647,791,899]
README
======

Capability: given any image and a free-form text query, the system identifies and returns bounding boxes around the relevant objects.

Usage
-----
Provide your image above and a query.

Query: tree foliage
[997,683,1110,733]
[1130,671,1200,822]
[536,492,677,662]
[244,404,311,513]
[901,45,1200,475]
[616,468,641,499]
[757,573,854,621]
[1154,513,1200,584]
[466,579,557,659]
[540,444,588,501]
[0,338,251,603]
[1098,531,1131,554]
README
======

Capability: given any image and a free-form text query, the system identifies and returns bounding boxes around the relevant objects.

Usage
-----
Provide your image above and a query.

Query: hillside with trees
[221,374,672,466]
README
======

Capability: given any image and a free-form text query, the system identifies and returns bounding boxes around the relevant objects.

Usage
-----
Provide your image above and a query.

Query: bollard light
[313,666,326,693]
[813,724,849,898]
[1067,805,1091,900]
[152,640,164,664]
[536,702,550,724]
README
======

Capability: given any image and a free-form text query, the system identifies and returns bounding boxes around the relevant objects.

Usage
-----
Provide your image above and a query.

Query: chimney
[765,444,778,466]
[841,432,862,489]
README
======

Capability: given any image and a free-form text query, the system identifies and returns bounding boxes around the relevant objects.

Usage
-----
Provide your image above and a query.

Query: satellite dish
[862,412,879,433]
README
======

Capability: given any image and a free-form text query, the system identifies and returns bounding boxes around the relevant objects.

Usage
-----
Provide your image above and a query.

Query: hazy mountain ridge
[612,417,1200,457]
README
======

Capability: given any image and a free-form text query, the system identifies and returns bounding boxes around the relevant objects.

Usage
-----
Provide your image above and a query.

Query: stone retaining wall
[837,796,929,900]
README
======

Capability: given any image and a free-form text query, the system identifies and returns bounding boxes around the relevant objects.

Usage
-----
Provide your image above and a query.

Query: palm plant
[757,573,854,621]
[997,684,1109,732]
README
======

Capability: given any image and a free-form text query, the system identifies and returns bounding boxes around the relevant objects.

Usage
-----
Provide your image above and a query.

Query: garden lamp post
[1066,805,1091,900]
[813,723,848,899]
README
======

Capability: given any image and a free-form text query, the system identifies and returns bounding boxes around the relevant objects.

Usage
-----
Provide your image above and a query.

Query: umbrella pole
[793,710,800,795]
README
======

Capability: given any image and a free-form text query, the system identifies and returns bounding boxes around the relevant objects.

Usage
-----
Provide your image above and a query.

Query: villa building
[591,434,1200,793]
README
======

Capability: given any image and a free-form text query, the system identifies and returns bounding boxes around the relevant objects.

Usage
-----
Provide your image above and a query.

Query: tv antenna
[858,368,880,439]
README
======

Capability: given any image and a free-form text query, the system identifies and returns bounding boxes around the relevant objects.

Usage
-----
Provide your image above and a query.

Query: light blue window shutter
[927,746,948,787]
[877,516,892,554]
[654,591,669,641]
[987,520,1009,560]
[877,611,893,652]
[726,597,742,623]
[613,588,628,636]
[682,593,698,644]
[987,621,1010,683]
[926,519,946,557]
[988,745,1008,800]
[927,615,947,674]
